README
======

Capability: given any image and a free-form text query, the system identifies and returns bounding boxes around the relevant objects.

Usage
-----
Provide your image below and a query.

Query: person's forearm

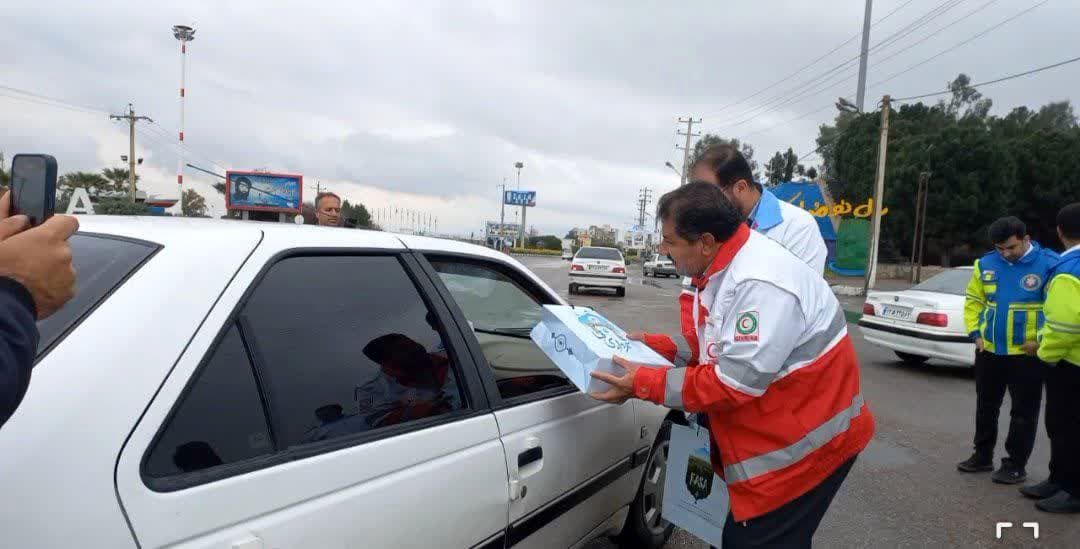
[0,277,41,428]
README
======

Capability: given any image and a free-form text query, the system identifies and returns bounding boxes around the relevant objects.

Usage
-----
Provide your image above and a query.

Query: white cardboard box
[529,305,674,394]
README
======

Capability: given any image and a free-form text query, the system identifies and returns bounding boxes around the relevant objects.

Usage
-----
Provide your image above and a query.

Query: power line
[722,0,1000,132]
[703,0,921,118]
[727,0,1047,139]
[868,0,1049,89]
[711,0,968,129]
[794,54,1078,164]
[894,55,1080,101]
[0,83,111,115]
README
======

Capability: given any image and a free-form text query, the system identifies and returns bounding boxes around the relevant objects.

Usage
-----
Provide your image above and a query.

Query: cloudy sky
[2,0,1077,236]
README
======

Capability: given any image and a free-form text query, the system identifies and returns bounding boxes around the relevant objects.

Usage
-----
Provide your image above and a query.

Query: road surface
[516,256,1076,548]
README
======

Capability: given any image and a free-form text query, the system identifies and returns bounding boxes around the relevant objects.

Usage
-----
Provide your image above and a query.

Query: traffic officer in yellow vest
[1020,203,1080,514]
[959,217,1059,484]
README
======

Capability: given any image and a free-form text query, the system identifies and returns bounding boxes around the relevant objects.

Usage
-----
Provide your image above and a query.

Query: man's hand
[974,337,985,353]
[1020,341,1039,356]
[589,355,642,404]
[626,331,645,342]
[0,191,80,319]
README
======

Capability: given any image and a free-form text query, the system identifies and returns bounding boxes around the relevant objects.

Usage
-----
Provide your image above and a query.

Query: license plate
[588,264,607,271]
[881,305,912,321]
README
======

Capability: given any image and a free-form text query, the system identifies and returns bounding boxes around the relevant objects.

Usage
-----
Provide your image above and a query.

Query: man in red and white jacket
[592,182,873,547]
[674,144,827,365]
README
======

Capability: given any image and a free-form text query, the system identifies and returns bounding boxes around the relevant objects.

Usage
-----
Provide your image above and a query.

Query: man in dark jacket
[0,190,79,429]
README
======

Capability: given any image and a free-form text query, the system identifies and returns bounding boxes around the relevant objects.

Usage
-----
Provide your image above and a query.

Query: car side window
[428,258,570,400]
[145,325,273,477]
[240,255,466,449]
[146,254,468,480]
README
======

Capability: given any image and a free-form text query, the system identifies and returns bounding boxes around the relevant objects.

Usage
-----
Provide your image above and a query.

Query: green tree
[528,235,562,250]
[101,167,138,194]
[95,198,151,215]
[764,152,786,185]
[782,147,799,182]
[340,199,373,228]
[182,188,208,217]
[806,167,819,180]
[690,134,759,178]
[813,80,1080,264]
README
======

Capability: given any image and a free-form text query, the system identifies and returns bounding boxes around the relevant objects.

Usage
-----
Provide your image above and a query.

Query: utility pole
[855,0,873,112]
[863,95,891,296]
[676,117,701,185]
[110,103,153,202]
[498,178,507,250]
[515,161,525,248]
[636,187,653,227]
[910,171,930,283]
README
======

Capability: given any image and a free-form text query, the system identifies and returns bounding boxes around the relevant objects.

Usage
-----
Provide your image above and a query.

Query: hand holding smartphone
[10,154,58,226]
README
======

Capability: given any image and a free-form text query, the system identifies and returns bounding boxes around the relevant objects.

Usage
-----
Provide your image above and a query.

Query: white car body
[858,267,977,366]
[642,254,676,278]
[0,217,672,549]
[569,247,628,296]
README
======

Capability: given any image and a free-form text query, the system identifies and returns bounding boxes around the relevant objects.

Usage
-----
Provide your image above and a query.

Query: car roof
[74,216,506,257]
[73,215,566,301]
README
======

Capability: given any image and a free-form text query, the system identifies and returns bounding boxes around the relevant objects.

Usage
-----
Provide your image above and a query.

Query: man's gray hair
[315,192,341,209]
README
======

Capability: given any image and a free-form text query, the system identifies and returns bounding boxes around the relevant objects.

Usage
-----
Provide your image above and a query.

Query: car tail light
[613,266,626,274]
[862,303,875,316]
[917,312,948,327]
[571,264,584,271]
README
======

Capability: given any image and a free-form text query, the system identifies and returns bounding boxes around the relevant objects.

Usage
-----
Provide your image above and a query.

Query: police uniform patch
[734,311,759,342]
[1021,273,1042,291]
[982,270,996,282]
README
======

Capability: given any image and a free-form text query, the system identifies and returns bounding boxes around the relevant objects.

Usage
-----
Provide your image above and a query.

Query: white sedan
[858,267,977,366]
[0,216,676,549]
[569,246,628,297]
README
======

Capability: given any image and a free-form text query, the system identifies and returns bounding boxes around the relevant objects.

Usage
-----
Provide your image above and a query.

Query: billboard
[226,171,303,213]
[503,190,536,207]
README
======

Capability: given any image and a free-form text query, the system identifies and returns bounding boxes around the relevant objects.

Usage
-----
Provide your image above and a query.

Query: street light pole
[515,161,524,248]
[498,178,507,250]
[173,24,195,205]
[855,0,873,112]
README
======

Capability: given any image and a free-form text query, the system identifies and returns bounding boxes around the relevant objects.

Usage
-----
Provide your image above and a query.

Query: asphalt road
[517,256,1078,549]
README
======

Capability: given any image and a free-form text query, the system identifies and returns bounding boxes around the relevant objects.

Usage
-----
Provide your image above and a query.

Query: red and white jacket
[635,224,873,521]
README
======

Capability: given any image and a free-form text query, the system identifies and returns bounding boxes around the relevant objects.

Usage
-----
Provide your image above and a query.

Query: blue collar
[748,188,783,231]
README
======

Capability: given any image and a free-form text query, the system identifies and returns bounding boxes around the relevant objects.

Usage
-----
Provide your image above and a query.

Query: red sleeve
[640,333,678,363]
[632,363,757,412]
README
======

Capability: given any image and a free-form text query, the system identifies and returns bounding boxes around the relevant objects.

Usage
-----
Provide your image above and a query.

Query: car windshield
[35,234,159,358]
[576,247,622,261]
[910,268,972,296]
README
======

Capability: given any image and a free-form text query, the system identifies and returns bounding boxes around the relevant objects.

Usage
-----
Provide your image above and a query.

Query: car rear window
[576,247,622,261]
[35,233,160,358]
[910,268,971,296]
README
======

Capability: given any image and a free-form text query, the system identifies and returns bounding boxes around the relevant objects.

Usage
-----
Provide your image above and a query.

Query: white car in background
[858,267,977,366]
[0,217,676,549]
[642,254,677,278]
[569,246,628,297]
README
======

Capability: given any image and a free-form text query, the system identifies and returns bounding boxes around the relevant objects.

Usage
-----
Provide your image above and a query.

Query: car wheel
[895,351,929,365]
[617,419,675,549]
[616,287,626,298]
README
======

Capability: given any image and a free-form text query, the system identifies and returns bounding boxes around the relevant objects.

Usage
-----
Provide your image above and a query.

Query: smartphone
[10,154,58,226]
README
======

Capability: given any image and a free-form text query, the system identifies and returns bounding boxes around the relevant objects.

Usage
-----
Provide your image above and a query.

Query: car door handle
[518,446,543,468]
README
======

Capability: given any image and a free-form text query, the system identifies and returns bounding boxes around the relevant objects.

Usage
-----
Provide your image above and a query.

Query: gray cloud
[2,0,1077,235]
